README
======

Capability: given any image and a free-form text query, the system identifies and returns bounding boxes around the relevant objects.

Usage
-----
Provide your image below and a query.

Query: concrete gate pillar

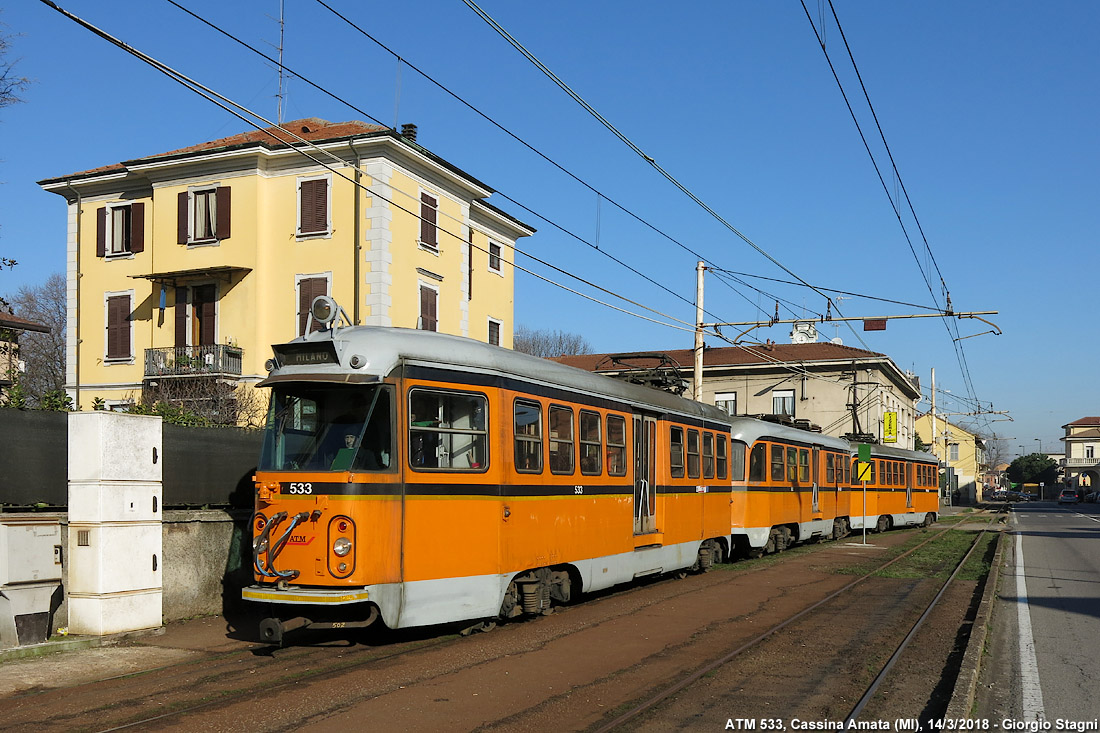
[67,412,163,635]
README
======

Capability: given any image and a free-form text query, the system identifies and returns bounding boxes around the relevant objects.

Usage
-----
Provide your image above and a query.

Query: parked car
[1058,489,1079,505]
[1083,491,1098,504]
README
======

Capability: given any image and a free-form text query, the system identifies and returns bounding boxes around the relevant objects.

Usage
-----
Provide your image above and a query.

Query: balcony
[1064,457,1099,467]
[144,345,243,379]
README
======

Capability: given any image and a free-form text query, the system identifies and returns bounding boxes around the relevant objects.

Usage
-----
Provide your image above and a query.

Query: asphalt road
[991,500,1100,723]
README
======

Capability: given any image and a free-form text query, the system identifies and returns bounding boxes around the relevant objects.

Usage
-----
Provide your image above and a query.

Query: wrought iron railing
[144,345,243,378]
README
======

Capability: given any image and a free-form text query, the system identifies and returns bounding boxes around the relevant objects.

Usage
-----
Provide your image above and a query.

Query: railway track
[0,517,995,732]
[594,514,999,732]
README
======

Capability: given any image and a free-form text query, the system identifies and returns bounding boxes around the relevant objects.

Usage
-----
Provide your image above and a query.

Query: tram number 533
[287,482,313,494]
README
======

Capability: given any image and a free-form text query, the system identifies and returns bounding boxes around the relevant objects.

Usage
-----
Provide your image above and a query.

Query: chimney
[400,123,418,142]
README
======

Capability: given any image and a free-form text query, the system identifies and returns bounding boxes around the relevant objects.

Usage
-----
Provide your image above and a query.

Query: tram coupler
[259,616,311,645]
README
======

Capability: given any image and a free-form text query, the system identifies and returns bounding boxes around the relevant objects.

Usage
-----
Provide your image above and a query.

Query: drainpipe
[65,183,82,409]
[351,142,361,325]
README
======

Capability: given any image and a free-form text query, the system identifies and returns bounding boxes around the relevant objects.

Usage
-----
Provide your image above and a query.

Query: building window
[949,443,959,462]
[297,276,329,336]
[1086,445,1095,460]
[772,389,795,417]
[488,242,502,273]
[487,318,502,346]
[105,292,132,361]
[298,176,330,236]
[178,186,230,244]
[419,192,438,251]
[419,284,438,331]
[96,203,144,257]
[714,391,736,416]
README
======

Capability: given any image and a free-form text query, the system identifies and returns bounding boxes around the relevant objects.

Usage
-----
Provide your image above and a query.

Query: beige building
[38,119,533,420]
[914,415,985,503]
[1061,416,1100,490]
[555,340,922,448]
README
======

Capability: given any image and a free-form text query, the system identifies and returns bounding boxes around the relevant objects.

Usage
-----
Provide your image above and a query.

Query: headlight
[333,537,352,557]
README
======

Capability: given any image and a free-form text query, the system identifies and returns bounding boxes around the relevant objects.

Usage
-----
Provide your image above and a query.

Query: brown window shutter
[174,288,188,347]
[216,186,231,240]
[299,179,327,234]
[420,193,437,246]
[299,277,326,335]
[129,203,145,253]
[178,192,189,244]
[96,207,107,257]
[193,284,217,346]
[106,295,131,359]
[419,285,437,331]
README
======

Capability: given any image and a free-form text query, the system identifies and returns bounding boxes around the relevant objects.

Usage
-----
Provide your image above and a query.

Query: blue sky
[2,1,1096,454]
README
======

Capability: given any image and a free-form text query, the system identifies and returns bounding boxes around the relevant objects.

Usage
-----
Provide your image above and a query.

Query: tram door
[906,464,914,508]
[811,447,821,513]
[633,415,658,535]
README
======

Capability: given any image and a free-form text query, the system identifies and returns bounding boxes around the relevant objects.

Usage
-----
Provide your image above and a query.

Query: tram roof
[727,417,850,451]
[262,325,733,424]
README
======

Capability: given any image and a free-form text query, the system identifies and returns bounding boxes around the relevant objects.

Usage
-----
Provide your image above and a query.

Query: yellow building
[39,119,533,420]
[914,414,986,504]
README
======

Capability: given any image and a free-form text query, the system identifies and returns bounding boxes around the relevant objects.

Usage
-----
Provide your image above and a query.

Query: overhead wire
[38,0,715,340]
[800,0,982,406]
[158,0,863,386]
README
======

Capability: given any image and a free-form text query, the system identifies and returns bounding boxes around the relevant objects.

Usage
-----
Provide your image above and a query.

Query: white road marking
[1015,525,1046,722]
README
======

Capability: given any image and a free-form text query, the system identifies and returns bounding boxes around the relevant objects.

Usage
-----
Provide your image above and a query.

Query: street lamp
[1035,438,1043,454]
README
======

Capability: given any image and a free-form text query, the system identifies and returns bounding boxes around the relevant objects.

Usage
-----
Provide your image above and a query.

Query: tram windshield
[259,384,393,472]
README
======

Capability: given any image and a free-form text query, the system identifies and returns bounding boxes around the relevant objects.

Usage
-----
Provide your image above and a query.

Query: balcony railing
[1064,457,1099,467]
[144,345,243,378]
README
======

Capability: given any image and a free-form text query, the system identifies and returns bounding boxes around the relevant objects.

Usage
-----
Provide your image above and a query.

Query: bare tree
[1,12,29,111]
[4,273,65,405]
[513,325,593,358]
[2,12,31,289]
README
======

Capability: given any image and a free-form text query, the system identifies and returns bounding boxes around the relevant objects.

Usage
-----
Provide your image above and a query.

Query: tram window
[548,405,575,475]
[770,444,785,482]
[408,389,488,471]
[607,415,627,477]
[687,429,701,479]
[826,454,835,484]
[514,400,543,473]
[726,438,743,481]
[786,447,797,483]
[749,443,766,482]
[702,433,715,479]
[670,426,685,478]
[717,435,729,479]
[843,456,851,484]
[261,384,395,472]
[798,448,810,483]
[580,411,602,476]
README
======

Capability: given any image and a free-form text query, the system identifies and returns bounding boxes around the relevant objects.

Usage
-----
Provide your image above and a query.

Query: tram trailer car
[730,418,855,555]
[243,312,735,642]
[847,444,939,533]
[729,419,939,556]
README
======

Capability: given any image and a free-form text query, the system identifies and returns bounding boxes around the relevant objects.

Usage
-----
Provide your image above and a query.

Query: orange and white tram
[846,444,939,533]
[243,311,735,642]
[728,418,855,555]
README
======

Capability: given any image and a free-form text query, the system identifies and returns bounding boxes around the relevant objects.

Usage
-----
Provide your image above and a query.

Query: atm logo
[287,535,314,546]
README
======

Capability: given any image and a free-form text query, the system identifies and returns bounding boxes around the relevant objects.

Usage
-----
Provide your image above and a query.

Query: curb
[945,528,1006,718]
[0,624,166,664]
